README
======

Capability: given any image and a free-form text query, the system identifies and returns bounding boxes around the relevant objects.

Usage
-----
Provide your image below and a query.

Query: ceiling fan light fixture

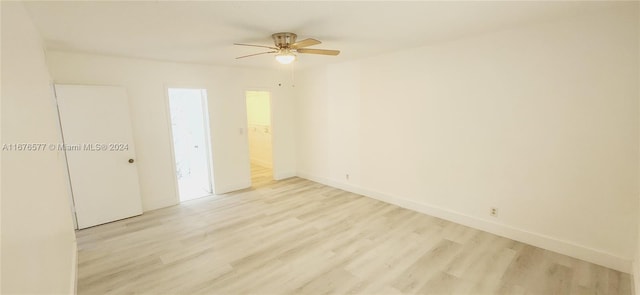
[234,32,340,62]
[275,50,296,64]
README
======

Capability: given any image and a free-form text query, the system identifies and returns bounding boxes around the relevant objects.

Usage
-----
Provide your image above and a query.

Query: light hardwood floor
[76,165,632,294]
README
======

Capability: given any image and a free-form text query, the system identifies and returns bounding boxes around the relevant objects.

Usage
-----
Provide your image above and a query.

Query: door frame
[53,83,80,229]
[164,84,215,203]
[244,88,276,180]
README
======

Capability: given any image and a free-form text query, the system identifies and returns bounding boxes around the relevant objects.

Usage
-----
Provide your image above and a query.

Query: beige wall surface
[1,2,77,294]
[296,5,639,272]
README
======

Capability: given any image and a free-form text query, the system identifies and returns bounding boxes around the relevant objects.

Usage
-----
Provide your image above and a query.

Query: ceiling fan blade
[234,43,278,50]
[235,51,277,59]
[291,38,321,49]
[296,48,340,56]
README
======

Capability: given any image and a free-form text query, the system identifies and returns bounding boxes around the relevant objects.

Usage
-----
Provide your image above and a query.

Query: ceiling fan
[234,32,340,64]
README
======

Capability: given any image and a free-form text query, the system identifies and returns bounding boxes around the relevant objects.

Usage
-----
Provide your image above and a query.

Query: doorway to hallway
[245,90,273,186]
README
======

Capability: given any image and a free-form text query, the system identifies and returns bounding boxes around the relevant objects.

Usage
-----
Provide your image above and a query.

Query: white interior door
[55,84,143,229]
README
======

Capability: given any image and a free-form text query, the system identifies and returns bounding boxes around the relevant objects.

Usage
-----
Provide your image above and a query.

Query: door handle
[128,159,135,163]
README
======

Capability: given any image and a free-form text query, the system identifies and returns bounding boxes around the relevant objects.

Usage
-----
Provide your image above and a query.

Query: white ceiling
[24,1,621,69]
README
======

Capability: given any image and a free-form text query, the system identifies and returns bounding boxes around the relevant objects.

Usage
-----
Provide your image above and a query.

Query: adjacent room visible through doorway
[245,90,273,186]
[168,88,213,202]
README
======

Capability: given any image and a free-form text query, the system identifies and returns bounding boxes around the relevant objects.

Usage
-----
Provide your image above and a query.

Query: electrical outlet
[490,207,498,217]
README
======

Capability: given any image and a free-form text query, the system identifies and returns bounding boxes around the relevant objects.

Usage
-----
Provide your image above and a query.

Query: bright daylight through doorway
[246,91,273,186]
[168,88,213,202]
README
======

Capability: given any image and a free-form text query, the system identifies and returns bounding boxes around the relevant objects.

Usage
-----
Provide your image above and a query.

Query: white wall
[1,2,77,293]
[47,52,296,211]
[296,5,639,272]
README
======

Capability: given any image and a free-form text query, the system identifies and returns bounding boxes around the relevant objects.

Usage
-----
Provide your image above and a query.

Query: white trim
[52,83,79,229]
[216,181,252,195]
[274,171,297,181]
[162,85,183,206]
[144,197,182,212]
[70,240,78,294]
[198,89,215,197]
[296,171,633,273]
[633,259,639,295]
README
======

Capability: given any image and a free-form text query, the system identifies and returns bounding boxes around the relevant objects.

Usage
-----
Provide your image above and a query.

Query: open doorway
[168,88,213,201]
[245,91,273,186]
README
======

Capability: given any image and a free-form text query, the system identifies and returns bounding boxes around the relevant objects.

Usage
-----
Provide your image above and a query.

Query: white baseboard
[296,171,632,273]
[215,181,251,195]
[274,171,297,180]
[144,197,180,212]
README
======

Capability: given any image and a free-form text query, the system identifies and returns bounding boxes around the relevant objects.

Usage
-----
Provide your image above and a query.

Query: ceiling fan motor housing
[272,32,297,48]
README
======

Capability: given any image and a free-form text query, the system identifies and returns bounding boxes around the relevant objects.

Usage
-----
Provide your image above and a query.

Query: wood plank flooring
[76,165,632,294]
